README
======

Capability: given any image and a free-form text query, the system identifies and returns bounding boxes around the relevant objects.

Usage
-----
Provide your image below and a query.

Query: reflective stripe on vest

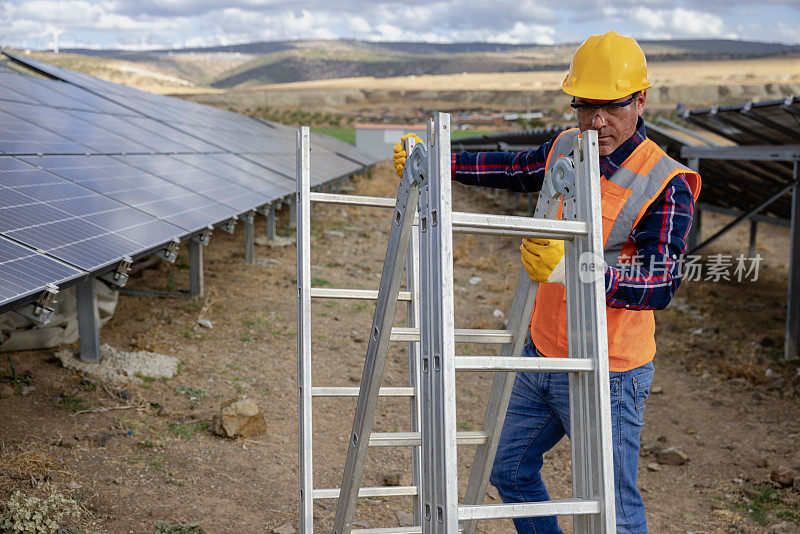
[531,128,702,372]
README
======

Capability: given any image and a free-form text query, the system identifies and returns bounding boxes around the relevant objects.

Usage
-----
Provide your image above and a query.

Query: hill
[43,38,800,89]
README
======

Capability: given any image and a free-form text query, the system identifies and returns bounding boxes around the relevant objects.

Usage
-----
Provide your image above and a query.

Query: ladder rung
[454,356,595,372]
[311,386,415,397]
[313,485,417,499]
[309,191,396,208]
[352,527,421,534]
[390,327,513,344]
[451,212,588,239]
[458,499,601,520]
[310,287,413,301]
[369,431,488,447]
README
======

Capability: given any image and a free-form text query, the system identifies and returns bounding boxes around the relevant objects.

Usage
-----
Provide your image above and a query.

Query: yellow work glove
[392,133,423,178]
[520,238,566,285]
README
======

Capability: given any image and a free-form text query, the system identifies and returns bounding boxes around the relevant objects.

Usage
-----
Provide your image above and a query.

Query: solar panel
[18,155,238,232]
[683,96,800,146]
[0,108,88,155]
[0,157,184,270]
[0,235,83,310]
[114,154,256,213]
[0,52,381,315]
[1,100,152,154]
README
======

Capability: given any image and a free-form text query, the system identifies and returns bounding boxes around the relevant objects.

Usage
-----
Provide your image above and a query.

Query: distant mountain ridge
[48,38,800,89]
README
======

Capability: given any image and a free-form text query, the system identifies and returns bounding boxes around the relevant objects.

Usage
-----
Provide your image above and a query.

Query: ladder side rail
[297,126,315,533]
[562,137,596,531]
[333,141,426,534]
[419,119,436,531]
[407,224,424,525]
[567,131,616,532]
[420,112,460,533]
[460,149,570,534]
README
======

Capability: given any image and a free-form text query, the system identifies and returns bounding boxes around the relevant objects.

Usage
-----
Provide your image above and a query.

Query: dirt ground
[1,161,800,533]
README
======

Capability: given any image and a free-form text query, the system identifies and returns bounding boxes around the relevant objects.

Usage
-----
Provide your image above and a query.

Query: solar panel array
[0,52,380,313]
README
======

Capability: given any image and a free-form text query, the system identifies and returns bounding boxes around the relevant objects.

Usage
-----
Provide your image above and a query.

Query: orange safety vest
[531,129,701,372]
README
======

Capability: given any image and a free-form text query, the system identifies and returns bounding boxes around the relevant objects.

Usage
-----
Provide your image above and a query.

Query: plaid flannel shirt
[451,119,695,310]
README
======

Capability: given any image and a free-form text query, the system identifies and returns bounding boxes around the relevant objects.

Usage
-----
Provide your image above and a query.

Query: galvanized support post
[244,211,255,265]
[748,219,758,259]
[291,193,298,227]
[76,278,101,361]
[527,193,535,214]
[267,203,276,240]
[786,162,800,360]
[189,237,204,298]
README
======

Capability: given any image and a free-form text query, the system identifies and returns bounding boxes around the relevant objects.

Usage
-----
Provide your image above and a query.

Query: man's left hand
[520,238,565,285]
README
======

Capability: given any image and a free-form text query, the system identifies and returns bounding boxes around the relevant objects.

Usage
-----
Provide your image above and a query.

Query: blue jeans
[489,343,654,533]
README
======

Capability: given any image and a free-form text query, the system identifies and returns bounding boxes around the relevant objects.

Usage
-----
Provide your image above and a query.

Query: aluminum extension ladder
[296,114,615,533]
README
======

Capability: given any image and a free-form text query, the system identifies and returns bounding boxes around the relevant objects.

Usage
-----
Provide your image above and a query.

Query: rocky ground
[1,161,799,533]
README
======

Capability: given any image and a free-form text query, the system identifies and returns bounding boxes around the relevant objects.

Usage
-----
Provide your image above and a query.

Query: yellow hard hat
[562,31,652,101]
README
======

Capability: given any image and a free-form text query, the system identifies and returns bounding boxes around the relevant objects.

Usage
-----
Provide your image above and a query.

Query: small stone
[119,390,132,401]
[384,471,412,487]
[66,481,82,490]
[212,398,267,439]
[197,318,213,329]
[271,523,296,534]
[656,447,689,465]
[351,522,370,529]
[651,385,663,394]
[642,442,662,455]
[492,309,505,319]
[0,384,16,398]
[324,230,345,239]
[394,510,414,527]
[765,368,774,378]
[20,385,35,395]
[685,428,696,435]
[771,466,795,486]
[727,444,737,450]
[732,477,744,485]
[469,276,482,286]
[757,459,769,468]
[647,463,660,471]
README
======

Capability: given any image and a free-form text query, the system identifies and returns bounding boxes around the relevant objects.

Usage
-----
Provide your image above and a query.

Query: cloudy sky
[1,0,798,50]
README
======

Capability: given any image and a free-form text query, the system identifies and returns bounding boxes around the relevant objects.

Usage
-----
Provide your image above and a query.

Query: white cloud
[0,0,795,49]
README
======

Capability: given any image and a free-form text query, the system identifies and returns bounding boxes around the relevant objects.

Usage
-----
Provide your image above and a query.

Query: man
[393,31,701,533]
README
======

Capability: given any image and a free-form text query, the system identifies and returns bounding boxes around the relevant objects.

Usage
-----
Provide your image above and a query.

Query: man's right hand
[393,133,423,178]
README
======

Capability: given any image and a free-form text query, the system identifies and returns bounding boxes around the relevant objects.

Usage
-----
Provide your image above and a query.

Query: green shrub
[0,484,81,533]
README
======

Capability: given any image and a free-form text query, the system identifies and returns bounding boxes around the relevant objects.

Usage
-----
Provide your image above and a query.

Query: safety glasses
[570,92,639,125]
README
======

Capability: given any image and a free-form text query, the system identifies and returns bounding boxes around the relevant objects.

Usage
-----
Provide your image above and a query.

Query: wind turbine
[45,24,64,53]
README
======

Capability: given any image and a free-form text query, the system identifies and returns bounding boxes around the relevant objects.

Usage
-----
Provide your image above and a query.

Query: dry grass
[238,56,800,93]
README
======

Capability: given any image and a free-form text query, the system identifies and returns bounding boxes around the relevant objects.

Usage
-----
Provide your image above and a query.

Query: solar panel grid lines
[0,235,84,309]
[171,152,294,198]
[1,100,152,155]
[0,156,185,271]
[112,154,259,213]
[17,154,239,233]
[0,108,88,155]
